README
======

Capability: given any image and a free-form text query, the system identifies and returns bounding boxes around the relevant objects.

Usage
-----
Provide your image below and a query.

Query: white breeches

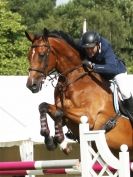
[114,72,132,100]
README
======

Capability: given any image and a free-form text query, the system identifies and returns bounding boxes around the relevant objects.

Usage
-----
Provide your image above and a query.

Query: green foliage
[52,3,84,37]
[8,0,56,32]
[0,0,28,75]
[54,0,133,73]
[1,0,133,74]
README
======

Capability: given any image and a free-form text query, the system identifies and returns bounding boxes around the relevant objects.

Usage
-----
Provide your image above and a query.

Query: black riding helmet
[81,31,100,48]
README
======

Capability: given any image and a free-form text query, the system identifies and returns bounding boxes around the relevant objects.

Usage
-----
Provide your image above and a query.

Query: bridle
[28,37,87,86]
[28,39,52,78]
[28,36,88,109]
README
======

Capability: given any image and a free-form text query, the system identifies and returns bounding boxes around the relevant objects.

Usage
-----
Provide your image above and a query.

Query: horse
[25,28,133,158]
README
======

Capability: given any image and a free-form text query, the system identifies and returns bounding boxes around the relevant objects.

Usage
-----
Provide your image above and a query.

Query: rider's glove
[82,60,94,69]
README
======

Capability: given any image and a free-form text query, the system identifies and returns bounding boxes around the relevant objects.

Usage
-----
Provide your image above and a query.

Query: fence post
[83,19,87,34]
[119,144,130,177]
[79,116,92,177]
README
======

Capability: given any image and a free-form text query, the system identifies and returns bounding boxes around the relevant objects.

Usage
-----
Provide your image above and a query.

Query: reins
[59,70,88,88]
[56,65,88,110]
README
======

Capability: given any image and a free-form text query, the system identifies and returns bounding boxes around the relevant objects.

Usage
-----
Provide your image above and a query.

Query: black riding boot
[123,96,133,125]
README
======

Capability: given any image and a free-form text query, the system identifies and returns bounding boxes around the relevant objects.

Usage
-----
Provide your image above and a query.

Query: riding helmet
[81,31,100,48]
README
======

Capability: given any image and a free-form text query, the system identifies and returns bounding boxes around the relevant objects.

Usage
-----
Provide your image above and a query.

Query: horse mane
[33,28,83,58]
[48,30,80,52]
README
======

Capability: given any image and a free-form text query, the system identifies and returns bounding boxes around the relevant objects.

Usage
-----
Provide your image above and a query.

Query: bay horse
[25,28,133,158]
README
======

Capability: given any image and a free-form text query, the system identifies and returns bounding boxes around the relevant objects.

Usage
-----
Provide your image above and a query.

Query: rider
[79,31,133,124]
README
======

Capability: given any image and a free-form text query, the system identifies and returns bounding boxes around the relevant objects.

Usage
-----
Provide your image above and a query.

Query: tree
[2,0,133,74]
[55,0,133,72]
[0,0,28,75]
[8,0,56,32]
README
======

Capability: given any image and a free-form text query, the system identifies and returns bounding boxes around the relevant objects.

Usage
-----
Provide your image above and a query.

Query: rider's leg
[114,72,133,123]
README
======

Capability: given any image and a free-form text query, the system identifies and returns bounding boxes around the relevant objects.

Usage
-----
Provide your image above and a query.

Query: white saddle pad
[110,74,133,114]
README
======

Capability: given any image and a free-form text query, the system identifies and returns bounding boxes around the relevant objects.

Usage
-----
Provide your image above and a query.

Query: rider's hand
[82,60,93,69]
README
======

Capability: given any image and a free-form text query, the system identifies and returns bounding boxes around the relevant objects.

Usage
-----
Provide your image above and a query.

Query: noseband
[29,67,46,75]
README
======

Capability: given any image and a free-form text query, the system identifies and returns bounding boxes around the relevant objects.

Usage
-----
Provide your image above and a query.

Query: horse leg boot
[39,102,57,150]
[123,96,133,126]
[54,109,64,143]
[54,110,72,154]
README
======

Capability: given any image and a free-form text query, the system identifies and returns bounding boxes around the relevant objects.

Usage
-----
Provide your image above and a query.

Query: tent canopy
[0,76,68,147]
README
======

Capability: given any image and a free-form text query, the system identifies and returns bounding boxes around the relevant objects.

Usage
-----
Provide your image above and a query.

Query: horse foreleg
[53,109,64,143]
[53,110,72,154]
[39,102,72,154]
[39,102,57,151]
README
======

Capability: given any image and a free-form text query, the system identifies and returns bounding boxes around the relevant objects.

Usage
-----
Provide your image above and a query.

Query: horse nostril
[26,82,37,92]
[26,79,42,93]
[32,84,37,90]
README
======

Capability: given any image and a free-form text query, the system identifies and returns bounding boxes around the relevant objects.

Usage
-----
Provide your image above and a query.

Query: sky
[56,0,70,6]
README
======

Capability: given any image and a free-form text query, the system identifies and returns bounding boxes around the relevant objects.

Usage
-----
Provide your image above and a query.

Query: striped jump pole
[0,168,80,176]
[0,162,132,176]
[0,159,79,171]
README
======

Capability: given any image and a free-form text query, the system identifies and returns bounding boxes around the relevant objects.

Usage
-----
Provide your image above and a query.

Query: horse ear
[25,31,34,42]
[43,28,49,38]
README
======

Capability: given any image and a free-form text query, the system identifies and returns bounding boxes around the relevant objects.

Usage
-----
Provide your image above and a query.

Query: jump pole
[0,168,80,175]
[0,162,132,175]
[0,159,79,171]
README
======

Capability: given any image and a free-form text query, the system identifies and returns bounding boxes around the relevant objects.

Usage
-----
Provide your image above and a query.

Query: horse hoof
[63,145,73,155]
[45,136,57,151]
[59,141,72,155]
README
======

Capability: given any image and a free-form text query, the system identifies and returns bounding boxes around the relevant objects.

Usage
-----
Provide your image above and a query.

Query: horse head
[25,28,81,93]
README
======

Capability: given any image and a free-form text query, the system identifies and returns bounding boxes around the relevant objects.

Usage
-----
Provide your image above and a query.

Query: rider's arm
[93,44,118,75]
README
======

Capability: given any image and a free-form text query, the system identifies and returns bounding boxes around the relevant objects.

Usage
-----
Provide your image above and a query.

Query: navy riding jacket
[80,37,126,80]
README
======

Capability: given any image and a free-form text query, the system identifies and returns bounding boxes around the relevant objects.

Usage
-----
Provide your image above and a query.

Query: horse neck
[50,38,81,75]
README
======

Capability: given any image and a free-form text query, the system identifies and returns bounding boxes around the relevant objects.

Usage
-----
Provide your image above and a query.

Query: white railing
[79,116,130,177]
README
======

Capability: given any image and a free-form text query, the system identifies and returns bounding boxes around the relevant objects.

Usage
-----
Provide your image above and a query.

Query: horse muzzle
[26,78,43,93]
